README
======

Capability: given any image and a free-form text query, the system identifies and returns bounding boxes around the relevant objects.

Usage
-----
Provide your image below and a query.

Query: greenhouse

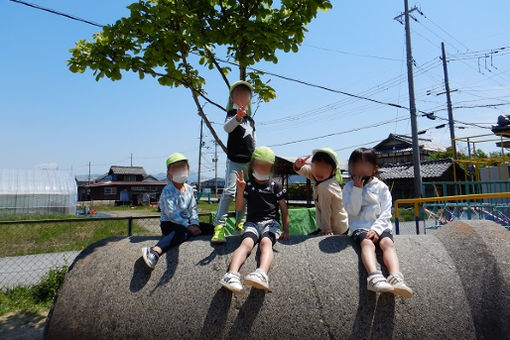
[0,169,77,217]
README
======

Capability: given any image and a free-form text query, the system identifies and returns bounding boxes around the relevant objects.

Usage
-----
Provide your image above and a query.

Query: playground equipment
[393,192,510,234]
[452,132,510,182]
[44,220,509,339]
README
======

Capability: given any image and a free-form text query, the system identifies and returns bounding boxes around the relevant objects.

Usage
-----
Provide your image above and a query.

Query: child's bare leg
[379,238,400,274]
[228,237,255,272]
[152,246,162,255]
[258,237,274,273]
[360,239,378,274]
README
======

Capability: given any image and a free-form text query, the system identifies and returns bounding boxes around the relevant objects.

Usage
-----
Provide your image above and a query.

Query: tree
[68,0,332,152]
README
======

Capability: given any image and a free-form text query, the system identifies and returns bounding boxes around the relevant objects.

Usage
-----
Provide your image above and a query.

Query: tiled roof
[374,133,446,153]
[379,159,456,180]
[85,180,166,188]
[108,166,147,176]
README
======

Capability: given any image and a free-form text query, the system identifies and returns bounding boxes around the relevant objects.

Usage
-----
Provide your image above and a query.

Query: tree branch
[209,50,230,88]
[180,52,227,153]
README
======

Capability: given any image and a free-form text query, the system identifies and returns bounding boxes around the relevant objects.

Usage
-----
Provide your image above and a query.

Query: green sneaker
[211,225,226,243]
[235,222,244,233]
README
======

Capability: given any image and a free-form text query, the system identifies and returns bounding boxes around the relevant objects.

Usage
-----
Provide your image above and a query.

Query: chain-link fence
[0,215,163,288]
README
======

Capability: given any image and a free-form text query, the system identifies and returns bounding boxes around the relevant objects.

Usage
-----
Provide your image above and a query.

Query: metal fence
[394,192,510,235]
[0,215,162,288]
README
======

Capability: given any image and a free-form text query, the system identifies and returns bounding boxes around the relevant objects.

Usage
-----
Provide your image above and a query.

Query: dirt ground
[0,312,47,339]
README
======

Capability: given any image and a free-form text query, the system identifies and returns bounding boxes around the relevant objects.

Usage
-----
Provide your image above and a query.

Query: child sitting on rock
[141,153,214,269]
[343,148,412,297]
[220,146,289,294]
[293,148,349,235]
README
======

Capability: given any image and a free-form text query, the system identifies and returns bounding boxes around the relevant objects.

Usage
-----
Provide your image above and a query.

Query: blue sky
[1,0,508,179]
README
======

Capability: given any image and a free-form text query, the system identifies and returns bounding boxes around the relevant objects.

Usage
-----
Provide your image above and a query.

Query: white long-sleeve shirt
[342,177,393,235]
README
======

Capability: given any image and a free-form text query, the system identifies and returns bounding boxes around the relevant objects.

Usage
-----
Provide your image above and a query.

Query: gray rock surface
[44,221,510,340]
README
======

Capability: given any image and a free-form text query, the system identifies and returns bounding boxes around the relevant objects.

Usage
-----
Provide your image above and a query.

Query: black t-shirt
[243,179,287,223]
[226,109,256,163]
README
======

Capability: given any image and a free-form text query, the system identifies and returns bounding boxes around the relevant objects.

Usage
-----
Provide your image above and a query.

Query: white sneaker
[387,272,413,298]
[367,271,394,293]
[220,272,244,294]
[244,269,270,291]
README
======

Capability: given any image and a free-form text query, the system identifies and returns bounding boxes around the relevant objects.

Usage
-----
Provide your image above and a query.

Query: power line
[268,116,409,148]
[8,0,104,27]
[334,139,383,152]
[303,44,403,62]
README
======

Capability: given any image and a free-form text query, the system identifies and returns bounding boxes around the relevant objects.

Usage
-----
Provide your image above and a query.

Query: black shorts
[351,228,393,245]
[242,231,277,246]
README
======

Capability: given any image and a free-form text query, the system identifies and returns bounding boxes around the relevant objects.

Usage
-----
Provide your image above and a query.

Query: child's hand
[235,170,246,190]
[365,230,379,243]
[280,230,290,241]
[294,155,311,170]
[352,175,365,188]
[235,105,247,121]
[188,225,202,236]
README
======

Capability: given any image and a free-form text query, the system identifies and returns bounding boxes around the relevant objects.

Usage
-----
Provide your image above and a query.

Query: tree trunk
[239,65,246,81]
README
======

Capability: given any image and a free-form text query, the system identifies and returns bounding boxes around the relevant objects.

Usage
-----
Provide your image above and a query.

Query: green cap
[166,153,188,168]
[251,146,276,164]
[226,80,253,116]
[312,148,339,168]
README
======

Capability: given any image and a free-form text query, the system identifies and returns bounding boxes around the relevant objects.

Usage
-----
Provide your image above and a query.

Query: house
[374,133,446,166]
[84,166,166,205]
[379,159,466,201]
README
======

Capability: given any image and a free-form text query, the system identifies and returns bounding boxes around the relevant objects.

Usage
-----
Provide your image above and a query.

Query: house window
[124,175,136,181]
[104,187,117,195]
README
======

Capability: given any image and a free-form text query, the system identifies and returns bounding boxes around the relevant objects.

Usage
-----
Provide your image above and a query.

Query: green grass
[0,265,67,316]
[0,214,82,222]
[0,219,146,257]
[84,204,159,214]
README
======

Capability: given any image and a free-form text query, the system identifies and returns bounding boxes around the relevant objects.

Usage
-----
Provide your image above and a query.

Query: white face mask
[252,171,269,181]
[171,171,188,183]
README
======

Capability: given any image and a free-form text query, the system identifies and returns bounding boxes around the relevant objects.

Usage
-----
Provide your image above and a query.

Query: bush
[0,265,68,315]
[31,265,68,303]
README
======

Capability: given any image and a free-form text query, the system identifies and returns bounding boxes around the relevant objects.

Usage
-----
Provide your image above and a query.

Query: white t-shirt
[342,177,393,235]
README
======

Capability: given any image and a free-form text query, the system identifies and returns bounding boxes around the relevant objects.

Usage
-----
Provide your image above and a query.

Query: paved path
[0,251,79,288]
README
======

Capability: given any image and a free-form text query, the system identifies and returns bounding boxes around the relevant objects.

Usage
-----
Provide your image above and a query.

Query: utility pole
[441,42,457,157]
[214,141,218,196]
[130,153,133,167]
[395,0,423,198]
[88,161,91,184]
[197,118,204,193]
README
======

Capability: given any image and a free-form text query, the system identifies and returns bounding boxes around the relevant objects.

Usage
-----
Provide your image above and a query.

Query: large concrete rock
[44,221,510,340]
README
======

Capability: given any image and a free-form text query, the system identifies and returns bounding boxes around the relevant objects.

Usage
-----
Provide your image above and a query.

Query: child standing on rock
[211,81,256,243]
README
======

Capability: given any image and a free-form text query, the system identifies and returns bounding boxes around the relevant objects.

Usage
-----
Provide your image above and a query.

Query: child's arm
[224,106,247,133]
[235,170,246,212]
[342,183,363,217]
[188,191,200,226]
[293,156,314,180]
[279,199,290,240]
[369,186,393,236]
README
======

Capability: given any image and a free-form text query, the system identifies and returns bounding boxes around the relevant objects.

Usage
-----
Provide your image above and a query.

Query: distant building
[83,166,166,205]
[374,133,446,166]
[379,159,466,201]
